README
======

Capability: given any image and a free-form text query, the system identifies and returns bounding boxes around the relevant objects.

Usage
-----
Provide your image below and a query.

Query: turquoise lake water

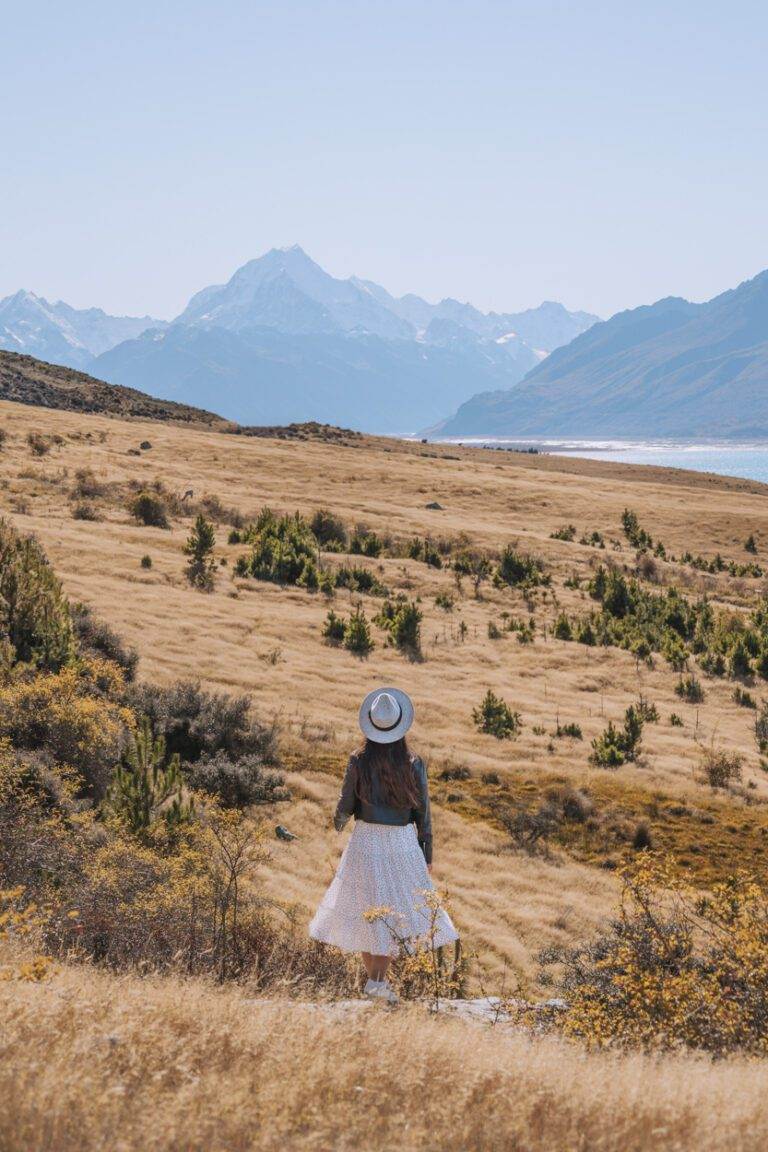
[439,440,768,484]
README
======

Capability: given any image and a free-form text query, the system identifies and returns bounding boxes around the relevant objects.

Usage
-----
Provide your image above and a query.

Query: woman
[309,687,459,1003]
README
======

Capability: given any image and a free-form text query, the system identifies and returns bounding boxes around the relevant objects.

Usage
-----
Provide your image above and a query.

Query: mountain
[94,322,544,434]
[435,270,768,439]
[0,349,225,425]
[0,291,166,371]
[93,246,597,434]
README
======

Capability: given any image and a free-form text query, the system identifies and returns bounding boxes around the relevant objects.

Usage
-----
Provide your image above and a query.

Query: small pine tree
[322,609,346,645]
[107,718,193,836]
[553,612,573,640]
[745,534,758,554]
[473,689,521,739]
[343,606,374,655]
[183,514,216,591]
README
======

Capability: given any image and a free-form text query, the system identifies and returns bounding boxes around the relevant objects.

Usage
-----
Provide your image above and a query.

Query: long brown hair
[354,738,420,808]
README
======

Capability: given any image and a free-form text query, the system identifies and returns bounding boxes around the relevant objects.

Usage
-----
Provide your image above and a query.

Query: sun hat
[359,686,414,744]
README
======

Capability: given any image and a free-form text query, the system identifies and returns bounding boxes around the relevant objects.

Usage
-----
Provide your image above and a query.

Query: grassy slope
[3,397,768,985]
[5,963,768,1152]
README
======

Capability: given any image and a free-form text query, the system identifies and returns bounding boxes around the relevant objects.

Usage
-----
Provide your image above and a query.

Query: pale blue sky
[1,0,766,320]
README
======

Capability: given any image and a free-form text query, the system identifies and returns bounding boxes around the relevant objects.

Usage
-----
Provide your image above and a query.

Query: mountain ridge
[434,269,768,439]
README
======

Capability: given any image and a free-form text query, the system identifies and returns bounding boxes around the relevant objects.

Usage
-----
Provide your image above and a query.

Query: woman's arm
[413,758,433,865]
[333,756,357,831]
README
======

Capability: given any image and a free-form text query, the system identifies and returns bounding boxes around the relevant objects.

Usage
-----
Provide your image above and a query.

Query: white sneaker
[363,979,399,1004]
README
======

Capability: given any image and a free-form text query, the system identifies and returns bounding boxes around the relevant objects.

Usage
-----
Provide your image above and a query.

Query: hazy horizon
[2,1,767,321]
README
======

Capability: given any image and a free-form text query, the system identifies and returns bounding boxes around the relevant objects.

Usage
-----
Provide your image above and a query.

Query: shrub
[621,508,653,550]
[675,674,704,703]
[435,591,454,611]
[547,854,768,1055]
[635,694,659,723]
[495,546,548,588]
[756,700,768,753]
[129,490,170,529]
[452,549,492,596]
[550,524,577,542]
[374,597,422,655]
[343,606,375,655]
[746,534,758,554]
[183,514,216,591]
[26,432,51,456]
[553,613,572,640]
[322,609,346,645]
[699,740,743,789]
[0,665,134,797]
[734,687,757,709]
[188,751,290,808]
[141,554,152,569]
[554,721,582,739]
[493,799,559,854]
[350,530,383,558]
[70,603,139,680]
[0,518,76,671]
[71,468,105,500]
[590,705,643,768]
[669,713,684,727]
[238,508,320,589]
[632,821,653,850]
[310,509,348,550]
[408,537,442,567]
[72,499,102,523]
[334,564,387,596]
[107,718,193,836]
[473,689,521,739]
[126,680,277,765]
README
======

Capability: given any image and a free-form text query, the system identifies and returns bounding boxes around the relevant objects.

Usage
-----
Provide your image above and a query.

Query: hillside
[5,396,768,977]
[0,349,227,425]
[437,268,768,438]
[6,398,768,1148]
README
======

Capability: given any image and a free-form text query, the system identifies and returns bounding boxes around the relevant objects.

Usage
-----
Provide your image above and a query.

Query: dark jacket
[333,754,433,864]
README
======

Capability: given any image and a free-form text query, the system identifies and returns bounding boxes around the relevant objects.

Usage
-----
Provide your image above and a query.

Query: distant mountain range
[0,247,598,434]
[436,270,768,439]
[0,290,165,372]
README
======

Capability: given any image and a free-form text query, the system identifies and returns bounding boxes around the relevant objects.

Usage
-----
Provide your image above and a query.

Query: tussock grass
[4,963,768,1152]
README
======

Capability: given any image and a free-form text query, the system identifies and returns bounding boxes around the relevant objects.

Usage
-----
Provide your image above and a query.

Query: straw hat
[358,687,414,744]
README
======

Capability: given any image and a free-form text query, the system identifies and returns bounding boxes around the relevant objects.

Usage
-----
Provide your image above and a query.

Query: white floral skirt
[309,821,459,956]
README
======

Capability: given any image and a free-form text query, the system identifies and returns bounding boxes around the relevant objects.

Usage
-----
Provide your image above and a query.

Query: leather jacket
[333,754,433,864]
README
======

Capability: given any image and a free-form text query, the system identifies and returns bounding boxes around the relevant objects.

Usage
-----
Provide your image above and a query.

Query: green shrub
[734,687,757,709]
[310,509,348,551]
[675,675,704,703]
[238,508,319,588]
[555,721,583,739]
[183,514,216,591]
[495,546,548,588]
[129,490,170,529]
[0,518,75,671]
[322,609,346,645]
[553,613,573,640]
[621,508,653,550]
[343,606,375,655]
[550,524,576,542]
[374,597,422,655]
[435,591,454,611]
[755,701,768,753]
[141,554,152,569]
[669,713,684,727]
[107,718,193,837]
[745,534,758,554]
[334,564,387,596]
[350,530,383,558]
[590,705,644,767]
[487,621,502,639]
[408,537,442,567]
[473,689,521,739]
[699,741,743,789]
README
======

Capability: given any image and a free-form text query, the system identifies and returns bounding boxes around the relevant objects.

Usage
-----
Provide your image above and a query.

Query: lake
[438,439,768,485]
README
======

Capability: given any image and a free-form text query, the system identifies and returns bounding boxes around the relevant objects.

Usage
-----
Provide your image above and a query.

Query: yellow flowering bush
[545,853,768,1054]
[365,888,466,1005]
[0,665,135,796]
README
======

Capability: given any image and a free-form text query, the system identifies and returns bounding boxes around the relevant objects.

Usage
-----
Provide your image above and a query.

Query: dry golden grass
[4,960,768,1152]
[3,398,768,982]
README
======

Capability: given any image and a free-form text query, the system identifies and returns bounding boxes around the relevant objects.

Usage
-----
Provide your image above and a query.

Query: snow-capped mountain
[1,248,599,433]
[0,291,166,371]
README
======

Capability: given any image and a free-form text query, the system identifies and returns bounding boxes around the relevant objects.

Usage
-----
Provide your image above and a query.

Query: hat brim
[359,686,415,744]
